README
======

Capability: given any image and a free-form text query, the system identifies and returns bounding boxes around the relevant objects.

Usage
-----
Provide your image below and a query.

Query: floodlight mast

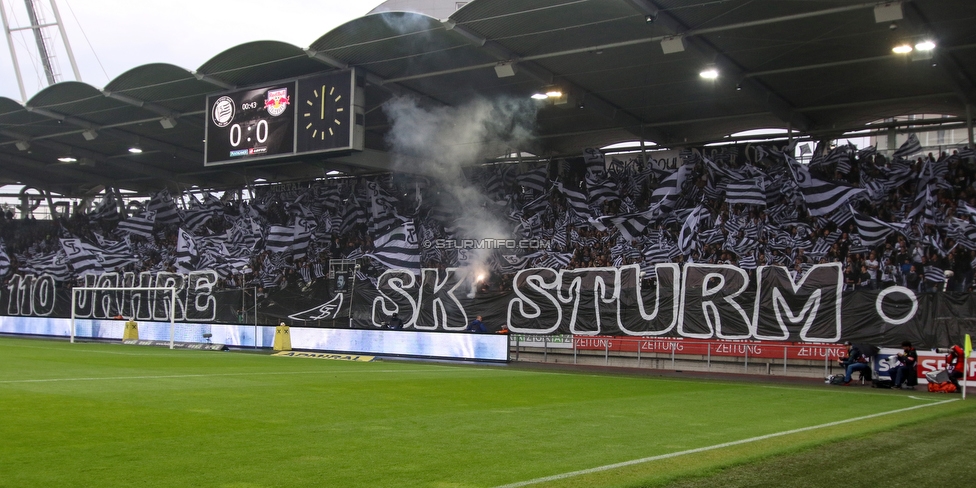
[0,0,82,102]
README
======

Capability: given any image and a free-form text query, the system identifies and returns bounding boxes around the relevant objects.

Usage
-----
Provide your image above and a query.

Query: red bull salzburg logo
[265,88,290,117]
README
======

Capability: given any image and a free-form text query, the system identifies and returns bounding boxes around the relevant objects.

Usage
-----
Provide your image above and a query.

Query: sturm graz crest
[211,96,235,127]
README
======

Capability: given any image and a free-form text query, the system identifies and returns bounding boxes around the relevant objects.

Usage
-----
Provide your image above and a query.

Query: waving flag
[850,205,906,246]
[678,206,708,256]
[787,157,864,216]
[554,182,592,219]
[367,222,421,273]
[148,190,182,224]
[88,193,120,222]
[0,240,10,277]
[175,228,198,273]
[725,178,766,206]
[60,238,104,275]
[892,134,922,161]
[646,165,690,216]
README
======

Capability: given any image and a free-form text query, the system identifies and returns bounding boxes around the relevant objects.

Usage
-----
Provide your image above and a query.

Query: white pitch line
[494,398,959,488]
[759,385,909,397]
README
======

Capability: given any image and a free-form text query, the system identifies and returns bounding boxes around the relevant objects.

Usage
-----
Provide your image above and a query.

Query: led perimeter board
[204,69,362,166]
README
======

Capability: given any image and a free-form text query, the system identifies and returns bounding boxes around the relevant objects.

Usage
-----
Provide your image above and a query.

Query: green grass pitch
[1,337,972,487]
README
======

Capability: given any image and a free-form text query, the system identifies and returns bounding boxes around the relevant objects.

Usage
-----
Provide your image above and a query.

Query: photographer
[945,344,966,390]
[890,341,919,390]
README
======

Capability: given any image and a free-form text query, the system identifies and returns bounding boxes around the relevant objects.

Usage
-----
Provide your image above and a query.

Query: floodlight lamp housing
[874,2,903,23]
[494,61,517,78]
[661,36,685,54]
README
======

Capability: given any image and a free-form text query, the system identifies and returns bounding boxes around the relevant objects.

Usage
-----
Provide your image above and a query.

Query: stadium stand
[2,137,975,296]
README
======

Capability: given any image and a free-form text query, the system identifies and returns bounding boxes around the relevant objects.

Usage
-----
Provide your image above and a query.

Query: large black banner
[4,264,976,348]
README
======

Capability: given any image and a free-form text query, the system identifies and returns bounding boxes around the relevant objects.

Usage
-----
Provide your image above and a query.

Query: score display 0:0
[228,119,269,147]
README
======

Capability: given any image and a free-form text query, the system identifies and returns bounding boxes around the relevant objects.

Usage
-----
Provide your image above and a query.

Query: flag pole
[964,334,972,400]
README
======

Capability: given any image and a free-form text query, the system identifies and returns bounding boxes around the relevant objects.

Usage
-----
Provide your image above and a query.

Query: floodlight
[58,157,77,163]
[892,44,913,54]
[699,68,719,79]
[915,40,936,51]
[128,147,143,154]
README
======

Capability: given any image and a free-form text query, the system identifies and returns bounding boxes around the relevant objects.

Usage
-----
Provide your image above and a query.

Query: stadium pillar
[169,288,176,350]
[69,288,76,343]
[967,104,974,151]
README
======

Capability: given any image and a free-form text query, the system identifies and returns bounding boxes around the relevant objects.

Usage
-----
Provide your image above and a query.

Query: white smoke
[382,95,538,290]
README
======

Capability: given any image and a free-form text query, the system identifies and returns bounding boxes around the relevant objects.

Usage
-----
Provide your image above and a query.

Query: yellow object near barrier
[122,319,139,341]
[273,322,291,351]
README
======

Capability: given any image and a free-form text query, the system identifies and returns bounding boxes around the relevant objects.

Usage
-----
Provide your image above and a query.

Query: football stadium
[1,0,975,486]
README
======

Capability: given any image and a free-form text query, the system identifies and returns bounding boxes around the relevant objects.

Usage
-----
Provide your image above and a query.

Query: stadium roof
[1,0,974,196]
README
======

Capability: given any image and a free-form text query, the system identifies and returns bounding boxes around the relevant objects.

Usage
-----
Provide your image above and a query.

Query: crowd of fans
[2,138,975,297]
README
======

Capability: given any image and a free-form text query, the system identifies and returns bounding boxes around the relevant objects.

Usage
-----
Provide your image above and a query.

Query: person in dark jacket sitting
[891,341,918,389]
[839,342,871,385]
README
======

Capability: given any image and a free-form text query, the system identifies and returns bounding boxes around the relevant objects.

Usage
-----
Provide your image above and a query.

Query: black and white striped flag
[725,178,766,206]
[338,194,366,235]
[678,206,708,256]
[176,228,198,273]
[537,252,572,269]
[19,251,72,281]
[366,222,420,273]
[148,190,182,224]
[788,157,864,216]
[585,175,619,206]
[646,165,690,216]
[0,240,9,278]
[892,134,922,161]
[60,238,104,275]
[850,205,905,246]
[517,166,549,192]
[923,265,946,285]
[89,193,120,222]
[555,182,592,219]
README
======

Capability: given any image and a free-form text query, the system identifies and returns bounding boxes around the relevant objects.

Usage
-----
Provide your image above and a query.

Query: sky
[0,0,379,102]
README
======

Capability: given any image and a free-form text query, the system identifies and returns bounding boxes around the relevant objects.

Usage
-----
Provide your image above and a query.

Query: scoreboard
[204,69,362,166]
